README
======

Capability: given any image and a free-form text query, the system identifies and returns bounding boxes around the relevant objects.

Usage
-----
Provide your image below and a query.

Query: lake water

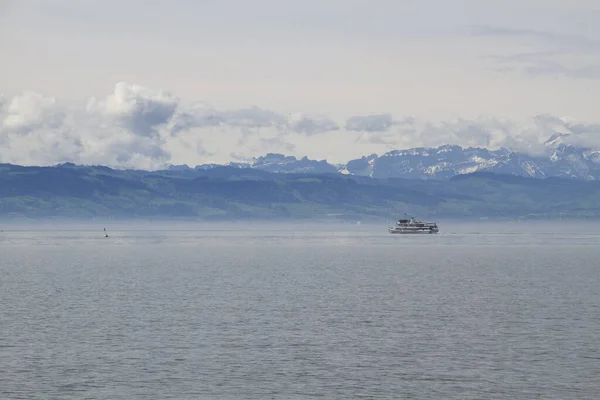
[1,221,599,399]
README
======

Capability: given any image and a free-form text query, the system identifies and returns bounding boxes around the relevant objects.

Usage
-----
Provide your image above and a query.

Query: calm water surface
[1,222,599,399]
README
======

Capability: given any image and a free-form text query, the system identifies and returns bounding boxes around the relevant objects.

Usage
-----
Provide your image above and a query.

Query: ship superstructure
[389,215,438,234]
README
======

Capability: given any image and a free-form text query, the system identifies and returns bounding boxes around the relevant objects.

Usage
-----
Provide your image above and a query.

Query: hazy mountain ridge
[163,134,600,180]
[2,162,600,220]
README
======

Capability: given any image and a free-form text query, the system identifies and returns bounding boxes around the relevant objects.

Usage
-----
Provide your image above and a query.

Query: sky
[1,0,600,169]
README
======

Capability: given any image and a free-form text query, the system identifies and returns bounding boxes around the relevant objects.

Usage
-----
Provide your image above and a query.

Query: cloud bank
[1,82,600,169]
[345,114,394,132]
[472,25,600,80]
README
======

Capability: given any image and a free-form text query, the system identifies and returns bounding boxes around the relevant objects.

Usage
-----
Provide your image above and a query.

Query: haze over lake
[1,221,599,399]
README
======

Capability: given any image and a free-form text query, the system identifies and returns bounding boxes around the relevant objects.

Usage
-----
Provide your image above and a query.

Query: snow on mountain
[164,134,600,180]
[344,154,377,177]
[248,153,339,174]
[358,140,598,180]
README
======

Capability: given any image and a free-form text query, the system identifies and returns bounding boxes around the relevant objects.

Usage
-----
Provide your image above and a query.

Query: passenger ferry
[389,215,439,234]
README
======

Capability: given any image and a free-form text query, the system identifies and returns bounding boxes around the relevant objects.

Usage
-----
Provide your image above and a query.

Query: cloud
[533,114,600,137]
[169,104,288,135]
[345,114,394,132]
[359,132,397,146]
[352,116,563,156]
[533,114,600,149]
[0,84,175,169]
[0,91,86,166]
[446,119,538,153]
[2,91,65,135]
[2,129,84,166]
[2,81,600,169]
[489,53,600,80]
[524,60,600,80]
[288,112,339,135]
[229,152,253,163]
[472,25,600,80]
[259,135,296,154]
[87,82,179,137]
[470,25,600,53]
[218,106,286,129]
[0,82,310,168]
[107,135,169,166]
[168,102,222,135]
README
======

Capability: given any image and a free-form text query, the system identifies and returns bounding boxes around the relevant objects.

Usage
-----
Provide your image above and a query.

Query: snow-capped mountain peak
[166,133,600,180]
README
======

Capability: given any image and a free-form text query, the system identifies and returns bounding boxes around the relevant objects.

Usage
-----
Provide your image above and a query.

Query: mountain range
[2,133,600,220]
[169,133,600,180]
[2,160,600,220]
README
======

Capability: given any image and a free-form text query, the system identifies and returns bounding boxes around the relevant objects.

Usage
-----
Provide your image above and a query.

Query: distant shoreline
[2,216,600,226]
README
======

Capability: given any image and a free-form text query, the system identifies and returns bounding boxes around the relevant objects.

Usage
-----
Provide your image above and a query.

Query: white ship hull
[389,227,438,234]
[389,215,438,234]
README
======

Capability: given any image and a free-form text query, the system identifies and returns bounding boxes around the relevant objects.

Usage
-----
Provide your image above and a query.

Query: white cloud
[393,117,545,155]
[2,82,600,169]
[0,84,176,169]
[2,91,65,135]
[87,82,179,137]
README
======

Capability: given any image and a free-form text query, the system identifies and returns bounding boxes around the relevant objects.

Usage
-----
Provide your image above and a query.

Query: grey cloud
[439,118,542,153]
[45,134,84,165]
[3,82,600,169]
[395,116,416,126]
[473,25,600,80]
[288,113,339,135]
[109,136,170,166]
[0,83,303,169]
[366,117,547,156]
[195,142,216,158]
[533,114,600,135]
[172,105,288,134]
[564,123,600,136]
[384,115,600,156]
[534,114,600,148]
[87,84,290,137]
[87,82,179,137]
[236,127,261,147]
[168,102,222,135]
[0,91,83,164]
[360,132,397,146]
[218,106,286,129]
[170,104,293,135]
[229,152,253,162]
[259,134,296,154]
[24,83,341,142]
[349,114,600,157]
[0,84,175,169]
[0,124,85,166]
[345,114,394,132]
